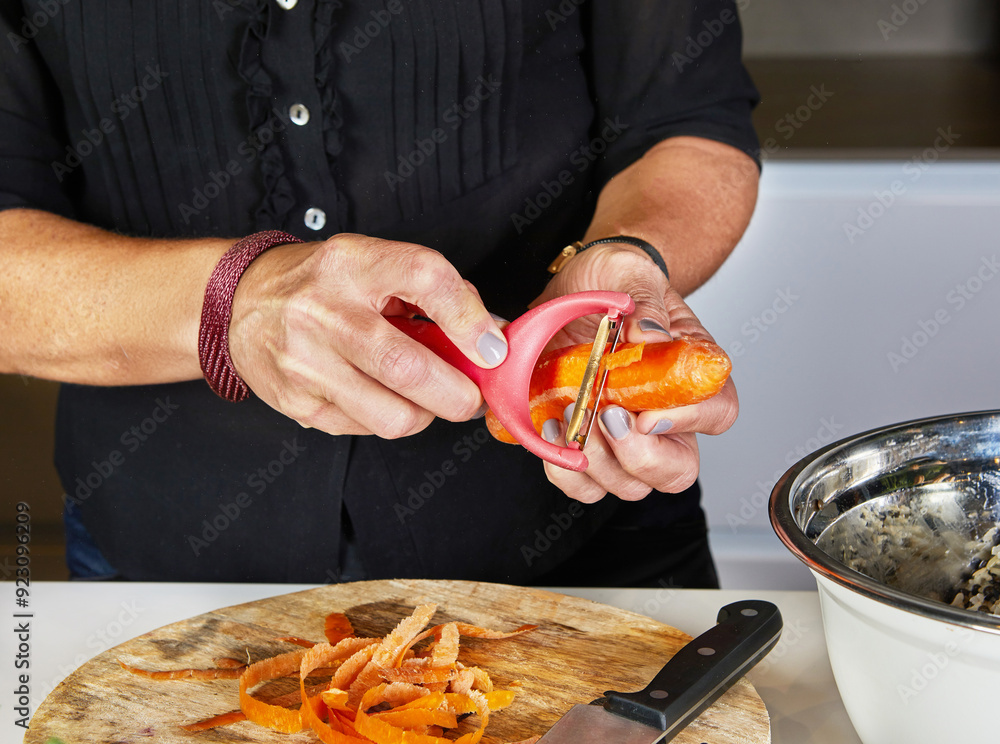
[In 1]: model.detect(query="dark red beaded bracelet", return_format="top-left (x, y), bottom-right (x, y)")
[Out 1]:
top-left (198, 230), bottom-right (303, 401)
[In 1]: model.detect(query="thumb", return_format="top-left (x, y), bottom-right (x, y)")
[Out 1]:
top-left (622, 291), bottom-right (674, 344)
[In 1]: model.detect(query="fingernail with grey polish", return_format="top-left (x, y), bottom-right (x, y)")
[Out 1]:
top-left (542, 419), bottom-right (561, 444)
top-left (600, 406), bottom-right (631, 440)
top-left (472, 402), bottom-right (489, 419)
top-left (648, 418), bottom-right (674, 435)
top-left (489, 312), bottom-right (510, 324)
top-left (638, 318), bottom-right (672, 339)
top-left (477, 331), bottom-right (507, 366)
top-left (563, 402), bottom-right (576, 424)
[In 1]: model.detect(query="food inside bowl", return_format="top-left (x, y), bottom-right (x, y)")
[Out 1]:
top-left (814, 473), bottom-right (1000, 618)
top-left (950, 527), bottom-right (1000, 615)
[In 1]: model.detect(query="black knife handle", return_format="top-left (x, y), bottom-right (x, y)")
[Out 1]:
top-left (602, 600), bottom-right (782, 735)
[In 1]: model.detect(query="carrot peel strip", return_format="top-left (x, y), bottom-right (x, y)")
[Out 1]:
top-left (325, 612), bottom-right (356, 645)
top-left (180, 710), bottom-right (248, 732)
top-left (300, 641), bottom-right (376, 743)
top-left (381, 667), bottom-right (456, 686)
top-left (484, 690), bottom-right (516, 710)
top-left (349, 604), bottom-right (437, 707)
top-left (372, 708), bottom-right (459, 729)
top-left (355, 684), bottom-right (453, 744)
top-left (133, 604), bottom-right (533, 741)
top-left (119, 659), bottom-right (245, 680)
top-left (239, 648), bottom-right (308, 733)
top-left (602, 341), bottom-right (644, 371)
top-left (275, 636), bottom-right (319, 648)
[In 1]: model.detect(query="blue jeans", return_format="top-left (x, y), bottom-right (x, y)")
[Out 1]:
top-left (63, 502), bottom-right (119, 580)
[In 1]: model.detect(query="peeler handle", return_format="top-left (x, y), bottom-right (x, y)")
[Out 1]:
top-left (384, 316), bottom-right (488, 386)
top-left (387, 291), bottom-right (633, 472)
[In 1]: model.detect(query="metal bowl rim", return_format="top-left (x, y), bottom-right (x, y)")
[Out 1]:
top-left (769, 409), bottom-right (1000, 635)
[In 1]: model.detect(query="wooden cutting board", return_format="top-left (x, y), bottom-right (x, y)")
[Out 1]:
top-left (26, 580), bottom-right (769, 743)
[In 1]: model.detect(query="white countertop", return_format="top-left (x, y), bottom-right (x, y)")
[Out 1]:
top-left (1, 583), bottom-right (862, 744)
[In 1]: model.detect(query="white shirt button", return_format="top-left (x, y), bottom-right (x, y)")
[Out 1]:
top-left (304, 207), bottom-right (326, 231)
top-left (276, 0), bottom-right (297, 10)
top-left (289, 103), bottom-right (310, 126)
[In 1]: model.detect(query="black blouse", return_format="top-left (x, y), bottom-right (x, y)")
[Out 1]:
top-left (0, 0), bottom-right (759, 583)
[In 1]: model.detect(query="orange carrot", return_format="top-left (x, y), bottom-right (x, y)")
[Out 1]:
top-left (486, 336), bottom-right (731, 444)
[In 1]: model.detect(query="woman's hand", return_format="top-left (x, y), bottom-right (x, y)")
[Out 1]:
top-left (228, 233), bottom-right (508, 438)
top-left (530, 243), bottom-right (739, 503)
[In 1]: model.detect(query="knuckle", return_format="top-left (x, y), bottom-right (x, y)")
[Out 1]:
top-left (280, 394), bottom-right (327, 429)
top-left (453, 389), bottom-right (485, 422)
top-left (712, 399), bottom-right (740, 434)
top-left (404, 252), bottom-right (476, 327)
top-left (371, 339), bottom-right (431, 391)
top-left (660, 460), bottom-right (700, 494)
top-left (373, 404), bottom-right (431, 440)
top-left (613, 481), bottom-right (654, 502)
top-left (693, 397), bottom-right (739, 437)
top-left (404, 249), bottom-right (455, 295)
top-left (544, 466), bottom-right (607, 504)
top-left (627, 449), bottom-right (664, 484)
top-left (312, 237), bottom-right (350, 279)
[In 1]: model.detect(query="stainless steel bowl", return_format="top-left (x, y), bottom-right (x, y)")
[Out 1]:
top-left (770, 410), bottom-right (1000, 744)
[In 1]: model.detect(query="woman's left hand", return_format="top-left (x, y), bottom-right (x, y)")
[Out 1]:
top-left (529, 242), bottom-right (739, 503)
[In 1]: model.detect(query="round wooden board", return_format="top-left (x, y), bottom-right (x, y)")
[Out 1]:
top-left (27, 580), bottom-right (769, 743)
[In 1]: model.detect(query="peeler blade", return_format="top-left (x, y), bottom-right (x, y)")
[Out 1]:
top-left (565, 314), bottom-right (624, 449)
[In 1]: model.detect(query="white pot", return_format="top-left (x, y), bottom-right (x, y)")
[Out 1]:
top-left (771, 410), bottom-right (1000, 744)
top-left (814, 572), bottom-right (1000, 743)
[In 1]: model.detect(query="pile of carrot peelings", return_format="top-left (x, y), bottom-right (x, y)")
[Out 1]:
top-left (120, 603), bottom-right (538, 743)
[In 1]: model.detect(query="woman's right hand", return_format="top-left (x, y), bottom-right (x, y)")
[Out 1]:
top-left (227, 233), bottom-right (508, 437)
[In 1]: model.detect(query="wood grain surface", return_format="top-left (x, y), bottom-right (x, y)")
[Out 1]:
top-left (26, 580), bottom-right (769, 743)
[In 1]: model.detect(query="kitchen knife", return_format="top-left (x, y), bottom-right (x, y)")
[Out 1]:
top-left (537, 599), bottom-right (782, 744)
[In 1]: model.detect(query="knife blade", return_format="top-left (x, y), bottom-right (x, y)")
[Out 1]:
top-left (537, 600), bottom-right (782, 744)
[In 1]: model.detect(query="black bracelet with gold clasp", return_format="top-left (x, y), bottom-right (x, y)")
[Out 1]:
top-left (547, 235), bottom-right (670, 280)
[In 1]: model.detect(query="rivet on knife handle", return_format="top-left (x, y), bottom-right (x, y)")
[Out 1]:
top-left (602, 600), bottom-right (782, 736)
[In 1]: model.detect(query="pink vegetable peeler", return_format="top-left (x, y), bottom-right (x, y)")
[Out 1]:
top-left (387, 291), bottom-right (634, 472)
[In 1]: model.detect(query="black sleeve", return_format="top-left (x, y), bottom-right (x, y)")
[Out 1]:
top-left (0, 4), bottom-right (77, 218)
top-left (586, 0), bottom-right (760, 188)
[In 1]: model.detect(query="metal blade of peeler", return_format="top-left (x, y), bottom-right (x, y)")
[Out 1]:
top-left (565, 314), bottom-right (624, 449)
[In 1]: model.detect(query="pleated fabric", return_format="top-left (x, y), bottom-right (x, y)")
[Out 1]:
top-left (10, 0), bottom-right (528, 240)
top-left (0, 0), bottom-right (760, 583)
